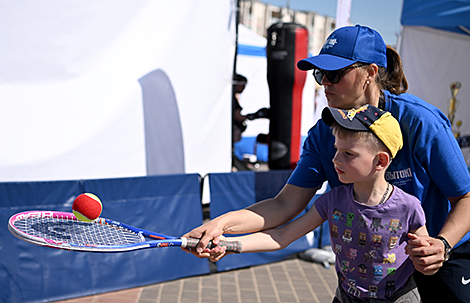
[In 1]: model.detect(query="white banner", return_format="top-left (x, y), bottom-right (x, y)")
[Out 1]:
top-left (336, 0), bottom-right (352, 29)
top-left (0, 0), bottom-right (236, 181)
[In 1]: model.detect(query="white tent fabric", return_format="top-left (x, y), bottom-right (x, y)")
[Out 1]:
top-left (0, 0), bottom-right (235, 181)
top-left (399, 0), bottom-right (470, 141)
top-left (236, 24), bottom-right (270, 139)
top-left (399, 26), bottom-right (470, 138)
top-left (335, 0), bottom-right (352, 29)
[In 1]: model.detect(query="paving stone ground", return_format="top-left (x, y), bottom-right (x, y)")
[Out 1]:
top-left (53, 257), bottom-right (337, 303)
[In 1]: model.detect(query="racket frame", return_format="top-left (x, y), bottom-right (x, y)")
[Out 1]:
top-left (8, 210), bottom-right (242, 253)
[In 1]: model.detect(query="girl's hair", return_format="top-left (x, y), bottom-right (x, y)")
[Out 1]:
top-left (331, 122), bottom-right (392, 158)
top-left (375, 45), bottom-right (408, 95)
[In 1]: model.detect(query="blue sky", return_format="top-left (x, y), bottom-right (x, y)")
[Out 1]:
top-left (258, 0), bottom-right (404, 46)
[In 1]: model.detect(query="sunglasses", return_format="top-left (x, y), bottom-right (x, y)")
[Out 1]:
top-left (313, 63), bottom-right (368, 85)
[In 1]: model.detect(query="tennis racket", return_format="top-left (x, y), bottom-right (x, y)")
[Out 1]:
top-left (8, 210), bottom-right (242, 253)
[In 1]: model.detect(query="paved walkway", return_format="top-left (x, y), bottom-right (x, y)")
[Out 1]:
top-left (53, 257), bottom-right (337, 303)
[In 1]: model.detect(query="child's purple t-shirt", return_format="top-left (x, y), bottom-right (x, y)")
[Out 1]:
top-left (315, 184), bottom-right (426, 300)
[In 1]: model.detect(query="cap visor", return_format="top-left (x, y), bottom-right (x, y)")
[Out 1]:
top-left (321, 107), bottom-right (368, 131)
top-left (297, 54), bottom-right (357, 71)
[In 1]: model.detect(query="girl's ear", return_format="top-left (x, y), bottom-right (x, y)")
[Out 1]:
top-left (376, 151), bottom-right (391, 171)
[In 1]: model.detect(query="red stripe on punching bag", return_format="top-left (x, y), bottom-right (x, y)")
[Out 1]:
top-left (289, 27), bottom-right (308, 169)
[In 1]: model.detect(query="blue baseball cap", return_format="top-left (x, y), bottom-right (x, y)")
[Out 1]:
top-left (297, 25), bottom-right (387, 71)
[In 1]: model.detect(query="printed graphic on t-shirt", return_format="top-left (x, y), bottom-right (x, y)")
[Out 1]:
top-left (328, 200), bottom-right (416, 299)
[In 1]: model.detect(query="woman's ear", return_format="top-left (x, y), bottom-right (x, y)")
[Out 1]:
top-left (364, 64), bottom-right (379, 88)
top-left (376, 151), bottom-right (391, 171)
top-left (368, 63), bottom-right (379, 78)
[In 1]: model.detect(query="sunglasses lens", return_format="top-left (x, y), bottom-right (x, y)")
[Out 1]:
top-left (327, 70), bottom-right (341, 84)
top-left (313, 69), bottom-right (324, 85)
top-left (313, 69), bottom-right (342, 85)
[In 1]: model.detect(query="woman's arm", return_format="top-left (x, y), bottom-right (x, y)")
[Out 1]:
top-left (208, 203), bottom-right (326, 262)
top-left (406, 192), bottom-right (470, 275)
top-left (182, 184), bottom-right (318, 256)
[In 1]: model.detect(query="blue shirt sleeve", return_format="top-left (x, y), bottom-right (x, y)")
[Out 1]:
top-left (421, 128), bottom-right (470, 197)
top-left (386, 92), bottom-right (470, 198)
top-left (288, 121), bottom-right (339, 189)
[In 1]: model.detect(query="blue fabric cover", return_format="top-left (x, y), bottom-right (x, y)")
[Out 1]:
top-left (238, 44), bottom-right (266, 57)
top-left (233, 136), bottom-right (269, 162)
top-left (0, 174), bottom-right (208, 303)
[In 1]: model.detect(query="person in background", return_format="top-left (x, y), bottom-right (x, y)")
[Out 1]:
top-left (232, 73), bottom-right (269, 143)
top-left (188, 25), bottom-right (470, 302)
top-left (232, 73), bottom-right (249, 143)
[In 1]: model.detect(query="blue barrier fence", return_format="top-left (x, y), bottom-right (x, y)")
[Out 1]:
top-left (0, 174), bottom-right (207, 303)
top-left (209, 170), bottom-right (329, 272)
top-left (0, 171), bottom-right (329, 303)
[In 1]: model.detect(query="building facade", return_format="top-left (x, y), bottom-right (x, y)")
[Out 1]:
top-left (239, 0), bottom-right (336, 56)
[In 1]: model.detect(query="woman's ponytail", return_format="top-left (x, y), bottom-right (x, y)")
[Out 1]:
top-left (377, 45), bottom-right (408, 95)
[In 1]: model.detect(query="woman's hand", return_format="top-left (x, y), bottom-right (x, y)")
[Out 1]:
top-left (406, 233), bottom-right (444, 276)
top-left (181, 227), bottom-right (232, 262)
top-left (181, 218), bottom-right (226, 258)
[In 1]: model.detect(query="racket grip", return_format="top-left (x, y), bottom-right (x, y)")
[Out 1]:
top-left (185, 238), bottom-right (242, 254)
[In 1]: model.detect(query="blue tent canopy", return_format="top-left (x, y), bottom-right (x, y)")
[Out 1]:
top-left (401, 0), bottom-right (470, 35)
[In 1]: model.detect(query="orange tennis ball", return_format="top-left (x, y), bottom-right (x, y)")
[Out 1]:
top-left (72, 193), bottom-right (102, 222)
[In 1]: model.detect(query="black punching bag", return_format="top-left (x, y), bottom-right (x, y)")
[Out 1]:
top-left (267, 22), bottom-right (308, 170)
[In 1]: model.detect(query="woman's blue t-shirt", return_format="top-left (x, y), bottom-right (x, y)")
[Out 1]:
top-left (288, 90), bottom-right (470, 247)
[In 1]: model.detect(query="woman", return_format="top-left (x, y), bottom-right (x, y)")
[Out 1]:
top-left (184, 25), bottom-right (470, 302)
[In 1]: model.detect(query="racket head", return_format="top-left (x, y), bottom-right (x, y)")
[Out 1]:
top-left (8, 210), bottom-right (179, 252)
top-left (8, 211), bottom-right (77, 248)
top-left (8, 210), bottom-right (243, 253)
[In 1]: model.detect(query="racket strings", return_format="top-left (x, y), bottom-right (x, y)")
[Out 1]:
top-left (14, 216), bottom-right (143, 246)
